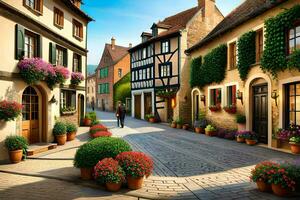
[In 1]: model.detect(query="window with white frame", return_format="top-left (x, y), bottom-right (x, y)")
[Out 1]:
top-left (159, 63), bottom-right (171, 78)
top-left (161, 40), bottom-right (170, 53)
top-left (210, 88), bottom-right (222, 106)
top-left (142, 48), bottom-right (147, 59)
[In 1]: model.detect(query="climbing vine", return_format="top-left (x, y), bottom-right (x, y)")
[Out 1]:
top-left (237, 31), bottom-right (256, 80)
top-left (198, 44), bottom-right (227, 87)
top-left (190, 56), bottom-right (202, 88)
top-left (261, 5), bottom-right (300, 77)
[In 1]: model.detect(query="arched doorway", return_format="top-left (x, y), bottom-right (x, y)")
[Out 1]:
top-left (191, 88), bottom-right (201, 124)
top-left (22, 86), bottom-right (40, 144)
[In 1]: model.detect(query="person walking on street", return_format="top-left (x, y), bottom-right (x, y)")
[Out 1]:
top-left (116, 102), bottom-right (122, 127)
top-left (91, 98), bottom-right (95, 111)
top-left (120, 103), bottom-right (126, 128)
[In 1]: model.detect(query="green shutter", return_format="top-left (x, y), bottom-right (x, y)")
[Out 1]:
top-left (49, 42), bottom-right (56, 64)
top-left (15, 24), bottom-right (25, 60)
top-left (63, 49), bottom-right (68, 67)
top-left (37, 35), bottom-right (42, 58)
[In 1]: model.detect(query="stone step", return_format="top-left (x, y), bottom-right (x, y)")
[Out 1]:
top-left (27, 143), bottom-right (57, 156)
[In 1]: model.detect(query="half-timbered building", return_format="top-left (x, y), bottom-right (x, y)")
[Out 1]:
top-left (129, 0), bottom-right (223, 122)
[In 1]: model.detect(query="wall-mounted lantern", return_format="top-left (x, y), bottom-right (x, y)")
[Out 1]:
top-left (271, 90), bottom-right (279, 107)
top-left (200, 95), bottom-right (206, 106)
top-left (236, 90), bottom-right (243, 105)
top-left (49, 95), bottom-right (57, 104)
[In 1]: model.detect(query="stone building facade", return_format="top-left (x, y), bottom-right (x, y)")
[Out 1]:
top-left (0, 0), bottom-right (92, 161)
top-left (186, 0), bottom-right (300, 151)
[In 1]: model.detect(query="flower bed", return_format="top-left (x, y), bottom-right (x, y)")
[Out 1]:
top-left (92, 131), bottom-right (112, 138)
top-left (0, 100), bottom-right (23, 121)
top-left (71, 72), bottom-right (84, 86)
top-left (90, 124), bottom-right (108, 135)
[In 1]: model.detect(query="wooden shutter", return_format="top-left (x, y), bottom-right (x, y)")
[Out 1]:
top-left (37, 35), bottom-right (42, 58)
top-left (49, 42), bottom-right (56, 64)
top-left (232, 85), bottom-right (237, 104)
top-left (63, 49), bottom-right (68, 67)
top-left (15, 24), bottom-right (25, 60)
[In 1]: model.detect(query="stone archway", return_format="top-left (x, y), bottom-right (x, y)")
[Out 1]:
top-left (245, 73), bottom-right (272, 147)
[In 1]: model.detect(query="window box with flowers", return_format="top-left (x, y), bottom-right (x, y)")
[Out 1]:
top-left (223, 104), bottom-right (237, 114)
top-left (0, 100), bottom-right (23, 122)
top-left (61, 106), bottom-right (76, 115)
top-left (156, 89), bottom-right (176, 99)
top-left (46, 66), bottom-right (70, 90)
top-left (209, 88), bottom-right (222, 112)
top-left (71, 72), bottom-right (84, 86)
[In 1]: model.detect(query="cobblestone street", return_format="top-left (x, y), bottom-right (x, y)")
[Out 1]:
top-left (0, 110), bottom-right (299, 200)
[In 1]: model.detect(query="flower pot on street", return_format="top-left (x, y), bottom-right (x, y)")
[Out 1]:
top-left (149, 118), bottom-right (156, 123)
top-left (106, 182), bottom-right (122, 192)
top-left (271, 184), bottom-right (289, 197)
top-left (182, 124), bottom-right (189, 130)
top-left (84, 118), bottom-right (92, 126)
top-left (289, 143), bottom-right (300, 154)
top-left (246, 139), bottom-right (257, 146)
top-left (171, 122), bottom-right (177, 128)
top-left (195, 127), bottom-right (204, 134)
top-left (176, 124), bottom-right (183, 129)
top-left (127, 176), bottom-right (144, 190)
top-left (256, 181), bottom-right (272, 192)
top-left (236, 137), bottom-right (245, 143)
top-left (67, 132), bottom-right (76, 141)
top-left (205, 130), bottom-right (216, 137)
top-left (80, 168), bottom-right (93, 180)
top-left (8, 149), bottom-right (23, 164)
top-left (56, 134), bottom-right (67, 145)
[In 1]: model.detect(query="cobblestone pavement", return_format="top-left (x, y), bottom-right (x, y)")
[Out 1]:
top-left (0, 110), bottom-right (299, 200)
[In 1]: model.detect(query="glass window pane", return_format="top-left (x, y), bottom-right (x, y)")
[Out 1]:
top-left (296, 26), bottom-right (300, 37)
top-left (290, 96), bottom-right (295, 111)
top-left (296, 96), bottom-right (300, 111)
top-left (297, 112), bottom-right (300, 126)
top-left (290, 29), bottom-right (295, 39)
top-left (290, 84), bottom-right (295, 95)
top-left (290, 112), bottom-right (296, 125)
top-left (296, 37), bottom-right (300, 50)
top-left (289, 40), bottom-right (295, 53)
top-left (296, 84), bottom-right (300, 95)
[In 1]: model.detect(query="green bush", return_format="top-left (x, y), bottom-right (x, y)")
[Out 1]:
top-left (53, 122), bottom-right (67, 136)
top-left (66, 122), bottom-right (77, 133)
top-left (74, 137), bottom-right (132, 168)
top-left (236, 114), bottom-right (246, 124)
top-left (205, 125), bottom-right (216, 132)
top-left (113, 73), bottom-right (131, 109)
top-left (190, 56), bottom-right (202, 88)
top-left (5, 135), bottom-right (28, 151)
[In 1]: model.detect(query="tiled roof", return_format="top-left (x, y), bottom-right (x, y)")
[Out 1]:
top-left (186, 0), bottom-right (288, 53)
top-left (61, 0), bottom-right (93, 22)
top-left (98, 44), bottom-right (129, 69)
top-left (129, 6), bottom-right (200, 51)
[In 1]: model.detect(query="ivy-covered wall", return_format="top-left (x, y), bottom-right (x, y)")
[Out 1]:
top-left (113, 73), bottom-right (131, 110)
top-left (190, 56), bottom-right (202, 88)
top-left (237, 31), bottom-right (256, 80)
top-left (261, 5), bottom-right (300, 77)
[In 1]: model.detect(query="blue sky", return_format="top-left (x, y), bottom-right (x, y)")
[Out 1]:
top-left (82, 0), bottom-right (243, 65)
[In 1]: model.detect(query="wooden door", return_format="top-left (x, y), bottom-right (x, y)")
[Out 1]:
top-left (134, 95), bottom-right (141, 119)
top-left (253, 84), bottom-right (268, 144)
top-left (22, 87), bottom-right (39, 144)
top-left (144, 93), bottom-right (152, 115)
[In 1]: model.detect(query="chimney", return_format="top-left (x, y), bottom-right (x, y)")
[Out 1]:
top-left (129, 43), bottom-right (132, 48)
top-left (198, 0), bottom-right (215, 18)
top-left (111, 37), bottom-right (116, 50)
top-left (72, 0), bottom-right (81, 9)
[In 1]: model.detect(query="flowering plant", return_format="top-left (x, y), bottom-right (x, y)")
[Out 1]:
top-left (94, 158), bottom-right (125, 184)
top-left (92, 131), bottom-right (112, 138)
top-left (116, 152), bottom-right (153, 178)
top-left (223, 104), bottom-right (237, 114)
top-left (277, 124), bottom-right (300, 141)
top-left (209, 104), bottom-right (221, 112)
top-left (250, 161), bottom-right (280, 183)
top-left (71, 72), bottom-right (84, 86)
top-left (18, 58), bottom-right (55, 85)
top-left (89, 124), bottom-right (108, 134)
top-left (236, 131), bottom-right (248, 139)
top-left (0, 100), bottom-right (23, 121)
top-left (290, 136), bottom-right (300, 144)
top-left (242, 131), bottom-right (257, 140)
top-left (46, 66), bottom-right (70, 89)
top-left (268, 166), bottom-right (296, 191)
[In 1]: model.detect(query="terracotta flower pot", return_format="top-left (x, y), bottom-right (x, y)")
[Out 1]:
top-left (290, 143), bottom-right (300, 154)
top-left (80, 168), bottom-right (93, 180)
top-left (106, 182), bottom-right (122, 192)
top-left (271, 184), bottom-right (289, 197)
top-left (8, 149), bottom-right (23, 164)
top-left (182, 124), bottom-right (189, 130)
top-left (205, 130), bottom-right (216, 137)
top-left (149, 118), bottom-right (156, 123)
top-left (176, 124), bottom-right (182, 129)
top-left (56, 134), bottom-right (67, 145)
top-left (67, 132), bottom-right (76, 141)
top-left (246, 139), bottom-right (257, 146)
top-left (195, 127), bottom-right (204, 134)
top-left (171, 122), bottom-right (177, 128)
top-left (127, 176), bottom-right (144, 190)
top-left (84, 118), bottom-right (92, 126)
top-left (237, 123), bottom-right (246, 131)
top-left (236, 137), bottom-right (245, 143)
top-left (256, 181), bottom-right (272, 192)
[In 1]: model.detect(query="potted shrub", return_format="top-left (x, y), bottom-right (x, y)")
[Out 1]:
top-left (245, 131), bottom-right (258, 145)
top-left (94, 158), bottom-right (125, 192)
top-left (250, 161), bottom-right (279, 192)
top-left (236, 131), bottom-right (246, 143)
top-left (176, 118), bottom-right (183, 129)
top-left (182, 124), bottom-right (189, 130)
top-left (4, 135), bottom-right (28, 163)
top-left (66, 122), bottom-right (77, 141)
top-left (83, 113), bottom-right (92, 126)
top-left (236, 114), bottom-right (246, 131)
top-left (0, 100), bottom-right (23, 122)
top-left (116, 152), bottom-right (153, 190)
top-left (170, 120), bottom-right (177, 128)
top-left (269, 166), bottom-right (296, 197)
top-left (209, 104), bottom-right (221, 112)
top-left (205, 125), bottom-right (217, 137)
top-left (194, 112), bottom-right (207, 134)
top-left (223, 104), bottom-right (237, 114)
top-left (90, 124), bottom-right (108, 138)
top-left (74, 137), bottom-right (132, 180)
top-left (224, 130), bottom-right (237, 140)
top-left (147, 114), bottom-right (156, 123)
top-left (53, 122), bottom-right (67, 145)
top-left (92, 131), bottom-right (112, 138)
top-left (289, 136), bottom-right (300, 154)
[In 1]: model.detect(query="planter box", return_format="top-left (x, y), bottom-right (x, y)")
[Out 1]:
top-left (61, 111), bottom-right (76, 115)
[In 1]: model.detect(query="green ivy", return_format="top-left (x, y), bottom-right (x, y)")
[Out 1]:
top-left (190, 56), bottom-right (202, 88)
top-left (113, 73), bottom-right (131, 109)
top-left (288, 49), bottom-right (300, 70)
top-left (261, 5), bottom-right (300, 77)
top-left (237, 31), bottom-right (256, 80)
top-left (198, 44), bottom-right (227, 87)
